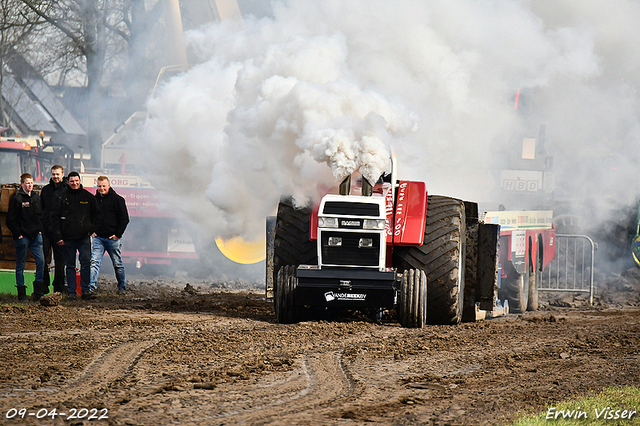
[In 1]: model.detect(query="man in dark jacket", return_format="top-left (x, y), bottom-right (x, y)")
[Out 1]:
top-left (40, 165), bottom-right (68, 294)
top-left (90, 176), bottom-right (130, 294)
top-left (6, 173), bottom-right (46, 301)
top-left (52, 171), bottom-right (101, 300)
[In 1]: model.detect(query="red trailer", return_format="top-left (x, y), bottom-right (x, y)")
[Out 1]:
top-left (80, 174), bottom-right (197, 271)
top-left (484, 210), bottom-right (556, 313)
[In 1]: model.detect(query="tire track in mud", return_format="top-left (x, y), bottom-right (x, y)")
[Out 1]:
top-left (2, 339), bottom-right (159, 409)
top-left (61, 339), bottom-right (159, 399)
top-left (116, 349), bottom-right (359, 425)
top-left (214, 349), bottom-right (356, 422)
top-left (56, 316), bottom-right (250, 401)
top-left (0, 315), bottom-right (273, 422)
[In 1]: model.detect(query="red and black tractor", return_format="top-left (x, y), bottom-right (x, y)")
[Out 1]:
top-left (266, 157), bottom-right (502, 328)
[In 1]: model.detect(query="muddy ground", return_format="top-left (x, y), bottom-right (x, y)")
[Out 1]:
top-left (0, 269), bottom-right (639, 426)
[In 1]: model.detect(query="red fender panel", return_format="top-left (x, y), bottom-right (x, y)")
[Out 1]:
top-left (391, 181), bottom-right (427, 246)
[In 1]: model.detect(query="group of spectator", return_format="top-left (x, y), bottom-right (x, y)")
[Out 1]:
top-left (5, 166), bottom-right (130, 301)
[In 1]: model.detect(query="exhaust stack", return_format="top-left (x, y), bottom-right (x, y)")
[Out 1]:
top-left (339, 175), bottom-right (351, 195)
top-left (362, 177), bottom-right (373, 196)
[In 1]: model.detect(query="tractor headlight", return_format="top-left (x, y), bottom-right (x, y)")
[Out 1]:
top-left (358, 238), bottom-right (373, 248)
top-left (318, 217), bottom-right (339, 228)
top-left (363, 219), bottom-right (385, 230)
top-left (327, 236), bottom-right (342, 247)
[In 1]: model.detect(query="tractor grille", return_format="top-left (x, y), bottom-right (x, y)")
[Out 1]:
top-left (323, 201), bottom-right (380, 216)
top-left (321, 231), bottom-right (380, 267)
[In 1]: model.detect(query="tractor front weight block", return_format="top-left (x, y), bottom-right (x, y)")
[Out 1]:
top-left (295, 267), bottom-right (399, 310)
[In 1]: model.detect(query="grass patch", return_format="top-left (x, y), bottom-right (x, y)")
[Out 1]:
top-left (513, 386), bottom-right (640, 425)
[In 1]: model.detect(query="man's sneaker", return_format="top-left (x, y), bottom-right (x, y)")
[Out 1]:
top-left (81, 291), bottom-right (97, 300)
top-left (67, 294), bottom-right (77, 300)
top-left (117, 288), bottom-right (127, 295)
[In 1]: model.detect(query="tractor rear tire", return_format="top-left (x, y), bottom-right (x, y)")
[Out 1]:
top-left (273, 196), bottom-right (317, 317)
top-left (398, 269), bottom-right (427, 328)
top-left (393, 195), bottom-right (466, 325)
top-left (504, 270), bottom-right (529, 314)
top-left (276, 265), bottom-right (299, 324)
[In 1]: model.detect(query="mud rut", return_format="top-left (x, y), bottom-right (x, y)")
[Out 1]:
top-left (0, 283), bottom-right (639, 425)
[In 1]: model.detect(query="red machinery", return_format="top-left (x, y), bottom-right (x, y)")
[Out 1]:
top-left (80, 174), bottom-right (197, 271)
top-left (484, 210), bottom-right (556, 313)
top-left (266, 157), bottom-right (518, 328)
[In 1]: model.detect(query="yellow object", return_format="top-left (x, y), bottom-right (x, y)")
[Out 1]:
top-left (215, 236), bottom-right (265, 264)
top-left (633, 235), bottom-right (640, 268)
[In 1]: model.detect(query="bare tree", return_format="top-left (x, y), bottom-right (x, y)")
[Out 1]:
top-left (0, 0), bottom-right (40, 129)
top-left (120, 0), bottom-right (165, 105)
top-left (19, 0), bottom-right (168, 166)
top-left (17, 0), bottom-right (108, 164)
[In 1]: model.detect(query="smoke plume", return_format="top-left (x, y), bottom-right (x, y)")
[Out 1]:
top-left (138, 0), bottom-right (640, 245)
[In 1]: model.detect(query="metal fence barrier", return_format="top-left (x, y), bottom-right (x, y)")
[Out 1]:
top-left (539, 234), bottom-right (596, 305)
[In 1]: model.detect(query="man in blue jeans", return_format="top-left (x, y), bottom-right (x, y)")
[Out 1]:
top-left (52, 172), bottom-right (100, 300)
top-left (90, 176), bottom-right (130, 294)
top-left (6, 173), bottom-right (45, 301)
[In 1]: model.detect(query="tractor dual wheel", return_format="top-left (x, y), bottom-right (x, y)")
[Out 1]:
top-left (272, 196), bottom-right (317, 318)
top-left (276, 265), bottom-right (299, 324)
top-left (503, 269), bottom-right (529, 314)
top-left (398, 269), bottom-right (427, 328)
top-left (394, 195), bottom-right (467, 325)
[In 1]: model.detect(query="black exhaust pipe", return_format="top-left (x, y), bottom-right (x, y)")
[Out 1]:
top-left (339, 175), bottom-right (351, 195)
top-left (362, 177), bottom-right (373, 196)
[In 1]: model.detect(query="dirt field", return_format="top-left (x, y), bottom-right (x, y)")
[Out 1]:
top-left (0, 271), bottom-right (639, 426)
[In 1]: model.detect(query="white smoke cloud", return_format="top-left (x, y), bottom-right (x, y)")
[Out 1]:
top-left (138, 0), bottom-right (640, 243)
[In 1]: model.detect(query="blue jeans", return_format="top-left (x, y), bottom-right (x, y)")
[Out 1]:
top-left (63, 236), bottom-right (91, 296)
top-left (90, 236), bottom-right (126, 291)
top-left (14, 234), bottom-right (45, 287)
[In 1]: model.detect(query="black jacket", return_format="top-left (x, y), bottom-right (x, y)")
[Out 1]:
top-left (40, 177), bottom-right (68, 235)
top-left (52, 184), bottom-right (101, 241)
top-left (6, 187), bottom-right (43, 240)
top-left (95, 187), bottom-right (129, 239)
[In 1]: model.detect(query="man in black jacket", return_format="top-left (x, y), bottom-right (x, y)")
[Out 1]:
top-left (90, 176), bottom-right (130, 294)
top-left (6, 173), bottom-right (46, 301)
top-left (52, 172), bottom-right (101, 300)
top-left (40, 165), bottom-right (68, 294)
